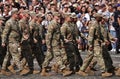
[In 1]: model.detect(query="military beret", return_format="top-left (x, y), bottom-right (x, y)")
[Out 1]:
top-left (11, 8), bottom-right (18, 15)
top-left (53, 12), bottom-right (61, 17)
top-left (93, 13), bottom-right (103, 18)
top-left (0, 16), bottom-right (5, 20)
top-left (29, 11), bottom-right (36, 17)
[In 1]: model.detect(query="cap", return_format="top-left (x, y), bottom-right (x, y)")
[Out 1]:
top-left (0, 16), bottom-right (5, 20)
top-left (73, 4), bottom-right (78, 8)
top-left (93, 13), bottom-right (103, 18)
top-left (22, 10), bottom-right (29, 14)
top-left (63, 13), bottom-right (71, 18)
top-left (36, 13), bottom-right (42, 17)
top-left (71, 13), bottom-right (77, 18)
top-left (50, 1), bottom-right (55, 5)
top-left (53, 12), bottom-right (61, 17)
top-left (11, 8), bottom-right (18, 15)
top-left (29, 11), bottom-right (36, 17)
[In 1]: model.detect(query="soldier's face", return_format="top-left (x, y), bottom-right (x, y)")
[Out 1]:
top-left (56, 16), bottom-right (60, 23)
top-left (25, 14), bottom-right (30, 20)
top-left (67, 17), bottom-right (71, 22)
top-left (96, 17), bottom-right (102, 22)
top-left (14, 13), bottom-right (19, 19)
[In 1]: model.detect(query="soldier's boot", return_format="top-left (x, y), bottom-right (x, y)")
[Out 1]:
top-left (24, 66), bottom-right (29, 70)
top-left (62, 69), bottom-right (72, 76)
top-left (76, 70), bottom-right (88, 76)
top-left (51, 64), bottom-right (59, 73)
top-left (8, 65), bottom-right (16, 74)
top-left (101, 72), bottom-right (113, 77)
top-left (33, 70), bottom-right (40, 74)
top-left (20, 68), bottom-right (29, 75)
top-left (85, 67), bottom-right (95, 75)
top-left (40, 68), bottom-right (51, 76)
top-left (1, 69), bottom-right (11, 76)
top-left (115, 68), bottom-right (120, 76)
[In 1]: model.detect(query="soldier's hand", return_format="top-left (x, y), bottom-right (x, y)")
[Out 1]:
top-left (112, 38), bottom-right (117, 42)
top-left (42, 40), bottom-right (45, 44)
top-left (89, 46), bottom-right (93, 51)
top-left (105, 41), bottom-right (110, 46)
top-left (76, 39), bottom-right (81, 44)
top-left (47, 46), bottom-right (52, 51)
top-left (23, 34), bottom-right (29, 40)
top-left (64, 39), bottom-right (69, 43)
top-left (2, 43), bottom-right (5, 47)
top-left (34, 38), bottom-right (38, 43)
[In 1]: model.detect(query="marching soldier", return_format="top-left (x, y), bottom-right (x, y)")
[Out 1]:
top-left (69, 13), bottom-right (83, 72)
top-left (1, 8), bottom-right (23, 75)
top-left (76, 13), bottom-right (114, 77)
top-left (20, 11), bottom-right (45, 76)
top-left (40, 12), bottom-right (72, 76)
top-left (18, 10), bottom-right (34, 76)
top-left (0, 16), bottom-right (6, 67)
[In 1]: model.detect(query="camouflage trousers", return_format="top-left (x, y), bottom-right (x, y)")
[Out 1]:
top-left (80, 46), bottom-right (106, 72)
top-left (2, 42), bottom-right (23, 71)
top-left (42, 46), bottom-right (67, 70)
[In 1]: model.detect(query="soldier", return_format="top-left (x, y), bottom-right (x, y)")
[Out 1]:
top-left (76, 13), bottom-right (113, 77)
top-left (1, 8), bottom-right (23, 75)
top-left (18, 10), bottom-right (34, 76)
top-left (20, 11), bottom-right (45, 76)
top-left (40, 12), bottom-right (72, 76)
top-left (60, 13), bottom-right (82, 74)
top-left (68, 13), bottom-right (83, 73)
top-left (0, 16), bottom-right (5, 66)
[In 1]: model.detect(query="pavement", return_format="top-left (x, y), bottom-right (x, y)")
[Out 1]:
top-left (0, 51), bottom-right (120, 79)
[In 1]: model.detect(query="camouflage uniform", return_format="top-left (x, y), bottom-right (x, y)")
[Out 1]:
top-left (42, 20), bottom-right (65, 70)
top-left (100, 23), bottom-right (115, 72)
top-left (1, 18), bottom-right (23, 71)
top-left (80, 20), bottom-right (110, 73)
top-left (29, 18), bottom-right (44, 69)
top-left (19, 18), bottom-right (34, 71)
top-left (0, 17), bottom-right (6, 66)
top-left (61, 17), bottom-right (83, 72)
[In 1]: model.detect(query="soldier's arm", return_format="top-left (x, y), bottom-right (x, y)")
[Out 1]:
top-left (60, 24), bottom-right (67, 39)
top-left (88, 25), bottom-right (95, 47)
top-left (108, 32), bottom-right (117, 42)
top-left (46, 23), bottom-right (55, 48)
top-left (1, 22), bottom-right (11, 44)
top-left (79, 31), bottom-right (88, 40)
top-left (39, 25), bottom-right (44, 40)
top-left (19, 20), bottom-right (24, 32)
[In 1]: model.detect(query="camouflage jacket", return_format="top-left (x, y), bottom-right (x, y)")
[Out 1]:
top-left (2, 18), bottom-right (21, 43)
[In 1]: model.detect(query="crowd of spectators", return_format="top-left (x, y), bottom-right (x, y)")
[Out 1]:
top-left (0, 0), bottom-right (120, 53)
